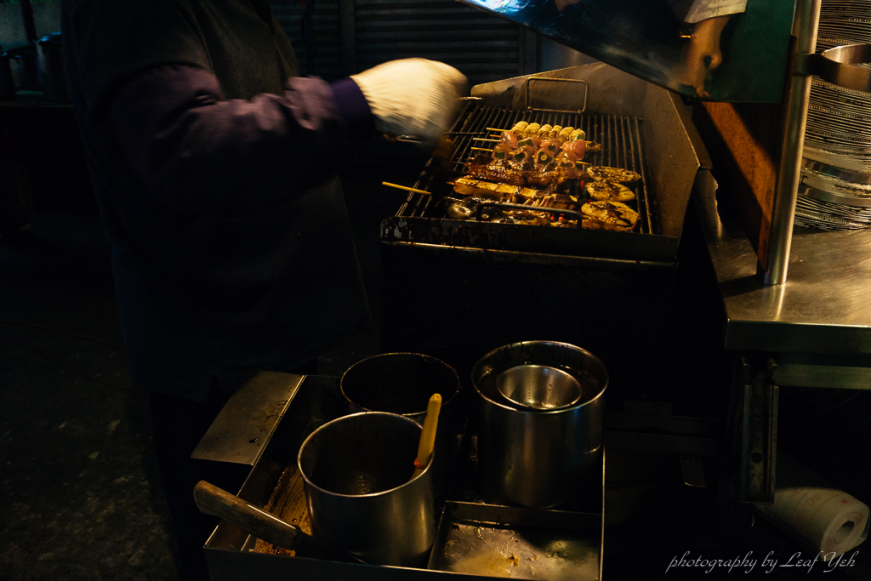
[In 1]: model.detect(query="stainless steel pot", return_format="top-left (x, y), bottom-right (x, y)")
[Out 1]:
top-left (472, 340), bottom-right (608, 508)
top-left (0, 52), bottom-right (14, 99)
top-left (340, 352), bottom-right (465, 497)
top-left (6, 45), bottom-right (40, 92)
top-left (297, 412), bottom-right (436, 567)
top-left (37, 33), bottom-right (68, 103)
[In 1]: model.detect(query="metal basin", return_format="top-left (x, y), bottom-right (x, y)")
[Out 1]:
top-left (298, 412), bottom-right (436, 567)
top-left (340, 353), bottom-right (465, 496)
top-left (496, 364), bottom-right (583, 410)
top-left (472, 341), bottom-right (608, 508)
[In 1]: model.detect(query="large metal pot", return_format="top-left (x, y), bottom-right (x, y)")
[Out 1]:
top-left (297, 412), bottom-right (436, 567)
top-left (340, 352), bottom-right (465, 497)
top-left (472, 340), bottom-right (608, 508)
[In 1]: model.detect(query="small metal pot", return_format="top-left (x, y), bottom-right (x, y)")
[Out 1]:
top-left (472, 341), bottom-right (608, 508)
top-left (0, 52), bottom-right (14, 99)
top-left (37, 33), bottom-right (68, 103)
top-left (297, 412), bottom-right (436, 567)
top-left (7, 45), bottom-right (40, 92)
top-left (340, 353), bottom-right (465, 497)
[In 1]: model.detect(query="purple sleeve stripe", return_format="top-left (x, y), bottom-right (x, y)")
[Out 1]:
top-left (330, 77), bottom-right (376, 142)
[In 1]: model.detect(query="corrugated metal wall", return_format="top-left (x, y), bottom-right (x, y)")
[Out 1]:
top-left (353, 0), bottom-right (522, 86)
top-left (272, 0), bottom-right (527, 87)
top-left (272, 1), bottom-right (344, 79)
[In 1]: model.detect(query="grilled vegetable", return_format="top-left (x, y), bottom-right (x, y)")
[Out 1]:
top-left (587, 166), bottom-right (641, 184)
top-left (523, 123), bottom-right (541, 137)
top-left (534, 149), bottom-right (554, 166)
top-left (586, 180), bottom-right (636, 202)
top-left (569, 128), bottom-right (586, 142)
top-left (581, 200), bottom-right (640, 231)
top-left (453, 177), bottom-right (537, 199)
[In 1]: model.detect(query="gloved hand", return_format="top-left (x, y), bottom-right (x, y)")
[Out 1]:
top-left (351, 58), bottom-right (467, 146)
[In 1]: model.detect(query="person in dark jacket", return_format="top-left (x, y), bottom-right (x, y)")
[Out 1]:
top-left (61, 0), bottom-right (466, 578)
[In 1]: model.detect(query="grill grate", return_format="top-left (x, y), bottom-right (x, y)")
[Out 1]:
top-left (395, 101), bottom-right (656, 235)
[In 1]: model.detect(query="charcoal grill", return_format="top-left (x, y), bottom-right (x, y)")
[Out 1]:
top-left (380, 63), bottom-right (711, 394)
top-left (400, 101), bottom-right (657, 236)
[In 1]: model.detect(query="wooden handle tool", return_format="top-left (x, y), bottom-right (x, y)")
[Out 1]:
top-left (193, 480), bottom-right (364, 563)
top-left (411, 393), bottom-right (442, 480)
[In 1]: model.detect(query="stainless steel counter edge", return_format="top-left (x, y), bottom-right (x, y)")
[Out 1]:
top-left (693, 170), bottom-right (871, 356)
top-left (192, 372), bottom-right (305, 465)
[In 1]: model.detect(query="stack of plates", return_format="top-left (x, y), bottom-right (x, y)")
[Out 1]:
top-left (796, 1), bottom-right (871, 230)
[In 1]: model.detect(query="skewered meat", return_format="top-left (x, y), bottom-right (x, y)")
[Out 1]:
top-left (500, 131), bottom-right (519, 150)
top-left (453, 177), bottom-right (538, 199)
top-left (586, 181), bottom-right (636, 202)
top-left (540, 139), bottom-right (561, 156)
top-left (465, 153), bottom-right (584, 188)
top-left (448, 121), bottom-right (642, 232)
top-left (562, 138), bottom-right (586, 158)
top-left (587, 166), bottom-right (641, 184)
top-left (581, 201), bottom-right (639, 231)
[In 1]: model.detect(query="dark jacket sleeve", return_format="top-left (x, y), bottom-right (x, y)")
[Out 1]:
top-left (64, 0), bottom-right (374, 216)
top-left (108, 65), bottom-right (373, 215)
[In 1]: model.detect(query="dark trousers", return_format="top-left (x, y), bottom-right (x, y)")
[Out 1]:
top-left (149, 362), bottom-right (317, 580)
top-left (149, 385), bottom-right (244, 581)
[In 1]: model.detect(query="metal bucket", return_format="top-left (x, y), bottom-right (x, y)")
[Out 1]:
top-left (471, 341), bottom-right (608, 508)
top-left (297, 412), bottom-right (436, 567)
top-left (340, 353), bottom-right (465, 496)
top-left (0, 52), bottom-right (14, 100)
top-left (37, 33), bottom-right (68, 103)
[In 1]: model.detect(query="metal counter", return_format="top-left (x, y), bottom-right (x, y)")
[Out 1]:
top-left (694, 170), bottom-right (871, 388)
top-left (694, 171), bottom-right (871, 504)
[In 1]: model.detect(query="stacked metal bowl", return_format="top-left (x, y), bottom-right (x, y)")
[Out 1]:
top-left (796, 1), bottom-right (871, 230)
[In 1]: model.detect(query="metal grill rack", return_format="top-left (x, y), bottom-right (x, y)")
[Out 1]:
top-left (394, 101), bottom-right (658, 236)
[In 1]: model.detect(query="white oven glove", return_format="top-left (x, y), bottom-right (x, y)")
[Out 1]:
top-left (351, 58), bottom-right (467, 146)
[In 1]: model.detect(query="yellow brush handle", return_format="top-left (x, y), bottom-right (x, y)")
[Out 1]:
top-left (411, 394), bottom-right (442, 479)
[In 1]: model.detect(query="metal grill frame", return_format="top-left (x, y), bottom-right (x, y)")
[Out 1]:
top-left (397, 102), bottom-right (658, 236)
top-left (382, 63), bottom-right (709, 267)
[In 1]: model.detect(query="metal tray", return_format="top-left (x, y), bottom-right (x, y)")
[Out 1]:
top-left (428, 502), bottom-right (602, 580)
top-left (197, 373), bottom-right (604, 581)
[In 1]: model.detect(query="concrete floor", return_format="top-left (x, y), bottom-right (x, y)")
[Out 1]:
top-left (2, 146), bottom-right (870, 581)
top-left (0, 146), bottom-right (422, 581)
top-left (0, 212), bottom-right (177, 580)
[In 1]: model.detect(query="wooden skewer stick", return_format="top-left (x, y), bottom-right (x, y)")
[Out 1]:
top-left (470, 146), bottom-right (493, 152)
top-left (473, 137), bottom-right (501, 142)
top-left (382, 182), bottom-right (431, 195)
top-left (486, 126), bottom-right (509, 132)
